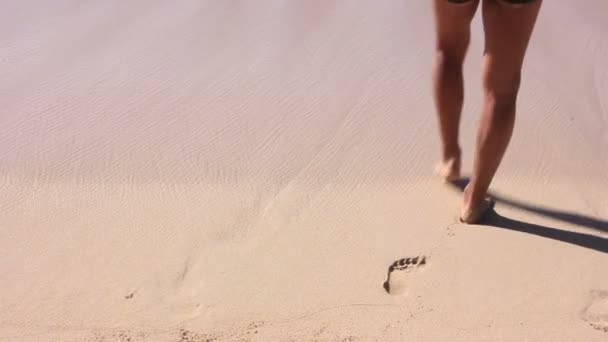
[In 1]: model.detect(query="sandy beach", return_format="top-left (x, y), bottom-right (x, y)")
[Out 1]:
top-left (1, 1), bottom-right (607, 341)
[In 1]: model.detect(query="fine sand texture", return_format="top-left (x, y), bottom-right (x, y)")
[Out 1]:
top-left (1, 1), bottom-right (608, 341)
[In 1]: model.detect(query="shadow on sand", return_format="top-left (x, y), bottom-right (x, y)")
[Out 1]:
top-left (448, 178), bottom-right (608, 254)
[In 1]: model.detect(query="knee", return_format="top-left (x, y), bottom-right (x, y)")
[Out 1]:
top-left (484, 70), bottom-right (521, 113)
top-left (435, 49), bottom-right (465, 71)
top-left (435, 50), bottom-right (465, 83)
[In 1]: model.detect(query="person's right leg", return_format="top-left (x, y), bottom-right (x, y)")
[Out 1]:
top-left (461, 0), bottom-right (542, 223)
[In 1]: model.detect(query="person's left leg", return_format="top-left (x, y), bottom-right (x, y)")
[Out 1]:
top-left (432, 0), bottom-right (480, 181)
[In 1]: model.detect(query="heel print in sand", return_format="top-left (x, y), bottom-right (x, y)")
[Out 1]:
top-left (581, 290), bottom-right (608, 333)
top-left (383, 256), bottom-right (426, 295)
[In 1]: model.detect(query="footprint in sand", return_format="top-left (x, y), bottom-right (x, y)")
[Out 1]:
top-left (92, 330), bottom-right (142, 342)
top-left (383, 256), bottom-right (427, 295)
top-left (177, 329), bottom-right (218, 342)
top-left (581, 290), bottom-right (608, 333)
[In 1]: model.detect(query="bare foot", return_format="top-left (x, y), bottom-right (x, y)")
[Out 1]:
top-left (434, 152), bottom-right (461, 182)
top-left (460, 184), bottom-right (495, 224)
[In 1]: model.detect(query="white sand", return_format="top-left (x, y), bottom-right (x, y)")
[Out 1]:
top-left (1, 1), bottom-right (608, 341)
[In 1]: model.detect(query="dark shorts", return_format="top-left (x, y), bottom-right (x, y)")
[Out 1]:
top-left (447, 0), bottom-right (536, 3)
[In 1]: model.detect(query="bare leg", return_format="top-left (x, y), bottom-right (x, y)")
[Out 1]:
top-left (461, 0), bottom-right (542, 223)
top-left (432, 0), bottom-right (480, 181)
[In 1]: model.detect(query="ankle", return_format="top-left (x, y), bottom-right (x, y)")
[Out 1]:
top-left (442, 145), bottom-right (461, 162)
top-left (463, 182), bottom-right (486, 208)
